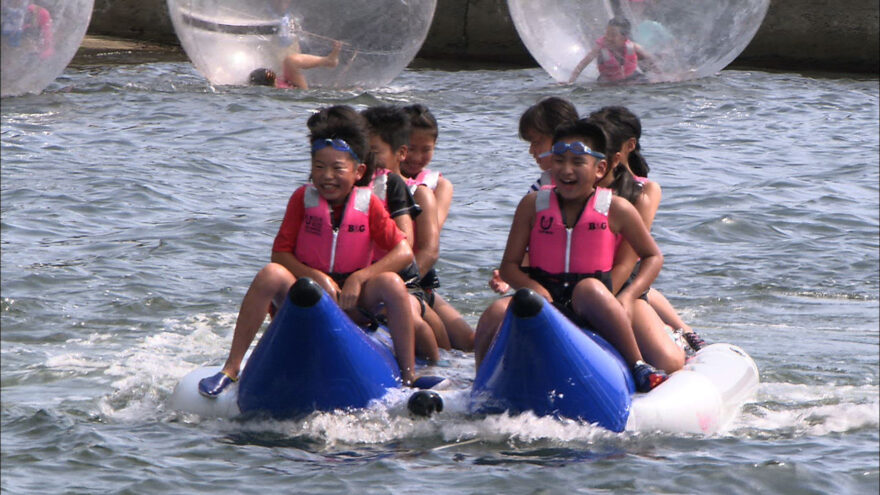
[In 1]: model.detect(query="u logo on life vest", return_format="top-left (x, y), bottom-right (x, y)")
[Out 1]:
top-left (540, 216), bottom-right (554, 231)
top-left (304, 215), bottom-right (322, 235)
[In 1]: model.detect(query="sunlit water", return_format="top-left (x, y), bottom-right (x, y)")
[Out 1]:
top-left (2, 62), bottom-right (878, 494)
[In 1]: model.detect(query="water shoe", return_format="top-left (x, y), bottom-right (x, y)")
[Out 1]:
top-left (198, 371), bottom-right (237, 398)
top-left (632, 360), bottom-right (667, 393)
top-left (683, 331), bottom-right (707, 352)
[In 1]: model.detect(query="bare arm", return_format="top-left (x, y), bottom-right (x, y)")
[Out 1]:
top-left (611, 181), bottom-right (662, 293)
top-left (634, 43), bottom-right (658, 72)
top-left (498, 194), bottom-right (552, 300)
top-left (434, 176), bottom-right (454, 230)
top-left (412, 186), bottom-right (440, 276)
top-left (338, 239), bottom-right (414, 311)
top-left (271, 250), bottom-right (341, 299)
top-left (393, 213), bottom-right (415, 249)
top-left (568, 47), bottom-right (600, 83)
top-left (608, 196), bottom-right (663, 302)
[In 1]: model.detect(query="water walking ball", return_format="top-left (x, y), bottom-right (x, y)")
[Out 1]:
top-left (167, 0), bottom-right (437, 88)
top-left (1, 0), bottom-right (94, 97)
top-left (507, 0), bottom-right (769, 84)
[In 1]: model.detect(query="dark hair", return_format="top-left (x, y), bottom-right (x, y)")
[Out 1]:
top-left (249, 68), bottom-right (276, 86)
top-left (551, 119), bottom-right (608, 157)
top-left (307, 104), bottom-right (362, 132)
top-left (553, 118), bottom-right (642, 203)
top-left (608, 16), bottom-right (632, 38)
top-left (403, 104), bottom-right (439, 140)
top-left (361, 105), bottom-right (411, 151)
top-left (519, 97), bottom-right (579, 141)
top-left (588, 105), bottom-right (649, 177)
top-left (586, 113), bottom-right (641, 205)
top-left (307, 105), bottom-right (374, 186)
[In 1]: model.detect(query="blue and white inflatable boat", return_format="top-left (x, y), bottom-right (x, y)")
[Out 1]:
top-left (169, 277), bottom-right (402, 419)
top-left (470, 289), bottom-right (759, 433)
top-left (170, 281), bottom-right (758, 434)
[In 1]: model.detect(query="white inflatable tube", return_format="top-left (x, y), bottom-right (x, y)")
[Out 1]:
top-left (170, 365), bottom-right (241, 418)
top-left (170, 344), bottom-right (759, 434)
top-left (626, 343), bottom-right (759, 434)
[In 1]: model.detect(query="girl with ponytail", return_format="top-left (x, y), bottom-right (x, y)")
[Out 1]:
top-left (589, 106), bottom-right (706, 370)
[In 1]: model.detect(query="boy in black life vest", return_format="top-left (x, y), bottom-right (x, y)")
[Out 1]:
top-left (474, 119), bottom-right (668, 392)
top-left (199, 109), bottom-right (428, 397)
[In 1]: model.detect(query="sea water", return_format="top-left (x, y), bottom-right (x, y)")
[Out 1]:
top-left (1, 62), bottom-right (877, 494)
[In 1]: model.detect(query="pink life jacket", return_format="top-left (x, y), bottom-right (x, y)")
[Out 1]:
top-left (530, 187), bottom-right (617, 275)
top-left (596, 36), bottom-right (638, 81)
top-left (404, 168), bottom-right (441, 194)
top-left (403, 169), bottom-right (441, 255)
top-left (294, 184), bottom-right (373, 275)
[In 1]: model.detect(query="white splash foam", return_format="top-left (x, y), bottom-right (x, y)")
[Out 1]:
top-left (97, 311), bottom-right (239, 421)
top-left (731, 381), bottom-right (880, 436)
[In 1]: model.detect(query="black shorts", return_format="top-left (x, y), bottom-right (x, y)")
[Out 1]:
top-left (404, 266), bottom-right (439, 310)
top-left (418, 268), bottom-right (440, 291)
top-left (527, 267), bottom-right (612, 328)
top-left (409, 287), bottom-right (434, 316)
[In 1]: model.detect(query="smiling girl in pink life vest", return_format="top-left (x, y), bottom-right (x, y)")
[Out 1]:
top-left (198, 108), bottom-right (438, 398)
top-left (589, 106), bottom-right (707, 363)
top-left (474, 119), bottom-right (668, 393)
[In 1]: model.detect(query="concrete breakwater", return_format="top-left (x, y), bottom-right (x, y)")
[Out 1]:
top-left (87, 0), bottom-right (878, 73)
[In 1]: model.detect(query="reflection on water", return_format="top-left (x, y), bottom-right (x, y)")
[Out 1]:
top-left (1, 63), bottom-right (878, 494)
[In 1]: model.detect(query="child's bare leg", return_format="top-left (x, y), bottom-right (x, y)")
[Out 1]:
top-left (324, 40), bottom-right (342, 67)
top-left (418, 300), bottom-right (450, 350)
top-left (221, 263), bottom-right (296, 378)
top-left (414, 317), bottom-right (440, 362)
top-left (281, 56), bottom-right (310, 89)
top-left (630, 299), bottom-right (685, 373)
top-left (361, 272), bottom-right (416, 384)
top-left (433, 294), bottom-right (475, 351)
top-left (281, 42), bottom-right (342, 89)
top-left (474, 297), bottom-right (511, 369)
top-left (570, 278), bottom-right (643, 367)
top-left (647, 287), bottom-right (692, 333)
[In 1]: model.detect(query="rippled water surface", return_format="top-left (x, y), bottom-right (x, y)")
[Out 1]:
top-left (2, 62), bottom-right (878, 494)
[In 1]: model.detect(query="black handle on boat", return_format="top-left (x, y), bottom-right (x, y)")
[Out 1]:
top-left (288, 277), bottom-right (323, 307)
top-left (407, 390), bottom-right (444, 417)
top-left (511, 288), bottom-right (545, 318)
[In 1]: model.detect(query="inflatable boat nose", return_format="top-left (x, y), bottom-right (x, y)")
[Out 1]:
top-left (511, 288), bottom-right (545, 318)
top-left (289, 277), bottom-right (324, 307)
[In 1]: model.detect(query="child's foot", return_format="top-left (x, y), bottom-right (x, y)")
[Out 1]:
top-left (411, 375), bottom-right (450, 389)
top-left (632, 360), bottom-right (667, 393)
top-left (324, 41), bottom-right (342, 68)
top-left (198, 370), bottom-right (238, 398)
top-left (683, 330), bottom-right (707, 352)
